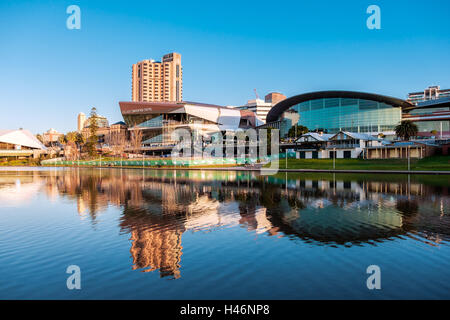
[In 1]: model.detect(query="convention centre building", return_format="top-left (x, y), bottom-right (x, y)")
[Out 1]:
top-left (266, 91), bottom-right (450, 138)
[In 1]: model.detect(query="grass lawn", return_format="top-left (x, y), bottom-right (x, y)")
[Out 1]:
top-left (273, 155), bottom-right (450, 171)
top-left (0, 159), bottom-right (40, 166)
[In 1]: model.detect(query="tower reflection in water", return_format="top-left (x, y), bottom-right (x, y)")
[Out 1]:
top-left (1, 168), bottom-right (448, 279)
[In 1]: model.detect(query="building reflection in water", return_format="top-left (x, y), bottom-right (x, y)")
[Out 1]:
top-left (0, 168), bottom-right (449, 278)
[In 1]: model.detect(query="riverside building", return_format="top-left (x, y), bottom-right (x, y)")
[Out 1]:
top-left (119, 100), bottom-right (264, 153)
top-left (266, 90), bottom-right (450, 138)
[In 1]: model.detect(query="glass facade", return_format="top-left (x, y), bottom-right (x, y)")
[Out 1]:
top-left (292, 98), bottom-right (402, 133)
top-left (415, 120), bottom-right (450, 133)
top-left (123, 112), bottom-right (218, 146)
top-left (405, 106), bottom-right (450, 134)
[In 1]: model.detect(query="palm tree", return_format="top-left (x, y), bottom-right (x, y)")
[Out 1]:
top-left (395, 121), bottom-right (418, 141)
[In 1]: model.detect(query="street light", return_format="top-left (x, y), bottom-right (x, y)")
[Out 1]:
top-left (333, 147), bottom-right (336, 170)
top-left (407, 145), bottom-right (410, 171)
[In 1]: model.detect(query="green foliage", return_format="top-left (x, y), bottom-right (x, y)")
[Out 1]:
top-left (0, 158), bottom-right (40, 166)
top-left (395, 120), bottom-right (418, 141)
top-left (271, 155), bottom-right (450, 171)
top-left (260, 128), bottom-right (276, 155)
top-left (66, 131), bottom-right (78, 143)
top-left (58, 134), bottom-right (67, 145)
top-left (36, 134), bottom-right (44, 143)
top-left (85, 107), bottom-right (99, 157)
top-left (89, 107), bottom-right (99, 138)
top-left (287, 125), bottom-right (309, 138)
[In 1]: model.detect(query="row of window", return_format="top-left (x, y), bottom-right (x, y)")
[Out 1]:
top-left (296, 98), bottom-right (394, 112)
top-left (298, 151), bottom-right (352, 159)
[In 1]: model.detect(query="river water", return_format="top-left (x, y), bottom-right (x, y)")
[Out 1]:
top-left (0, 167), bottom-right (449, 299)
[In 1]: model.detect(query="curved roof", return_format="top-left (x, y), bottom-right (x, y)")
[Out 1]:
top-left (266, 91), bottom-right (413, 123)
top-left (119, 101), bottom-right (263, 131)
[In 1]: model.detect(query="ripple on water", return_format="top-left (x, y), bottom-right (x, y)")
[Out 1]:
top-left (0, 168), bottom-right (449, 299)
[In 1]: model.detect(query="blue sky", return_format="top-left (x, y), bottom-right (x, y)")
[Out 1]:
top-left (0, 0), bottom-right (449, 134)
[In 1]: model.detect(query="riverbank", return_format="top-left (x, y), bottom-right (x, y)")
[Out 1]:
top-left (2, 155), bottom-right (449, 174)
top-left (273, 155), bottom-right (450, 171)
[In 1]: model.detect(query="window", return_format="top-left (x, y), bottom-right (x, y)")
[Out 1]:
top-left (359, 99), bottom-right (377, 110)
top-left (298, 102), bottom-right (310, 112)
top-left (344, 151), bottom-right (351, 159)
top-left (324, 98), bottom-right (339, 108)
top-left (341, 98), bottom-right (358, 106)
top-left (310, 99), bottom-right (323, 110)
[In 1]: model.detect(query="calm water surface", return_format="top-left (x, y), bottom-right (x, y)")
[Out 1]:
top-left (0, 167), bottom-right (449, 299)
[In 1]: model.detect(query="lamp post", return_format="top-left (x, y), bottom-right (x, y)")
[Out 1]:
top-left (285, 149), bottom-right (288, 169)
top-left (333, 147), bottom-right (336, 170)
top-left (407, 145), bottom-right (410, 172)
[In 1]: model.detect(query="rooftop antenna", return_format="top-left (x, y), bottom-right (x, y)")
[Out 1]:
top-left (254, 88), bottom-right (259, 100)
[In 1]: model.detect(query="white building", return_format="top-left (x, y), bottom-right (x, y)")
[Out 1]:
top-left (238, 99), bottom-right (274, 123)
top-left (0, 129), bottom-right (46, 159)
top-left (295, 131), bottom-right (382, 159)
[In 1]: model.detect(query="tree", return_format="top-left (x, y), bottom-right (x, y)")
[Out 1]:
top-left (64, 131), bottom-right (83, 160)
top-left (395, 121), bottom-right (418, 141)
top-left (130, 129), bottom-right (143, 154)
top-left (106, 131), bottom-right (127, 157)
top-left (287, 125), bottom-right (308, 139)
top-left (85, 107), bottom-right (99, 157)
top-left (66, 131), bottom-right (78, 144)
top-left (58, 134), bottom-right (67, 145)
top-left (36, 134), bottom-right (44, 144)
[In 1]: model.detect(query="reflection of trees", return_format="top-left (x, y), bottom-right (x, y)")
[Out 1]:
top-left (21, 168), bottom-right (450, 277)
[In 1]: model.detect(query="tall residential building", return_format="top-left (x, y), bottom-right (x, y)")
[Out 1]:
top-left (77, 112), bottom-right (86, 132)
top-left (407, 85), bottom-right (450, 105)
top-left (132, 53), bottom-right (183, 102)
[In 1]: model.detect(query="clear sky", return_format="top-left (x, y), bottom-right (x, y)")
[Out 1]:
top-left (0, 0), bottom-right (449, 134)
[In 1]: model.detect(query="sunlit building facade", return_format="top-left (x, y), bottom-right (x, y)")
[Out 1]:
top-left (266, 91), bottom-right (413, 136)
top-left (0, 129), bottom-right (46, 159)
top-left (119, 101), bottom-right (264, 147)
top-left (407, 85), bottom-right (450, 105)
top-left (402, 97), bottom-right (450, 138)
top-left (132, 53), bottom-right (183, 102)
top-left (291, 97), bottom-right (402, 134)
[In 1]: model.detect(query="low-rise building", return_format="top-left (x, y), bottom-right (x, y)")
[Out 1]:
top-left (327, 131), bottom-right (382, 159)
top-left (42, 128), bottom-right (64, 146)
top-left (0, 129), bottom-right (46, 159)
top-left (365, 141), bottom-right (438, 159)
top-left (294, 131), bottom-right (382, 159)
top-left (294, 132), bottom-right (333, 159)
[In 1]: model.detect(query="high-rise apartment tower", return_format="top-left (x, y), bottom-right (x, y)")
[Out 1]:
top-left (132, 53), bottom-right (183, 102)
